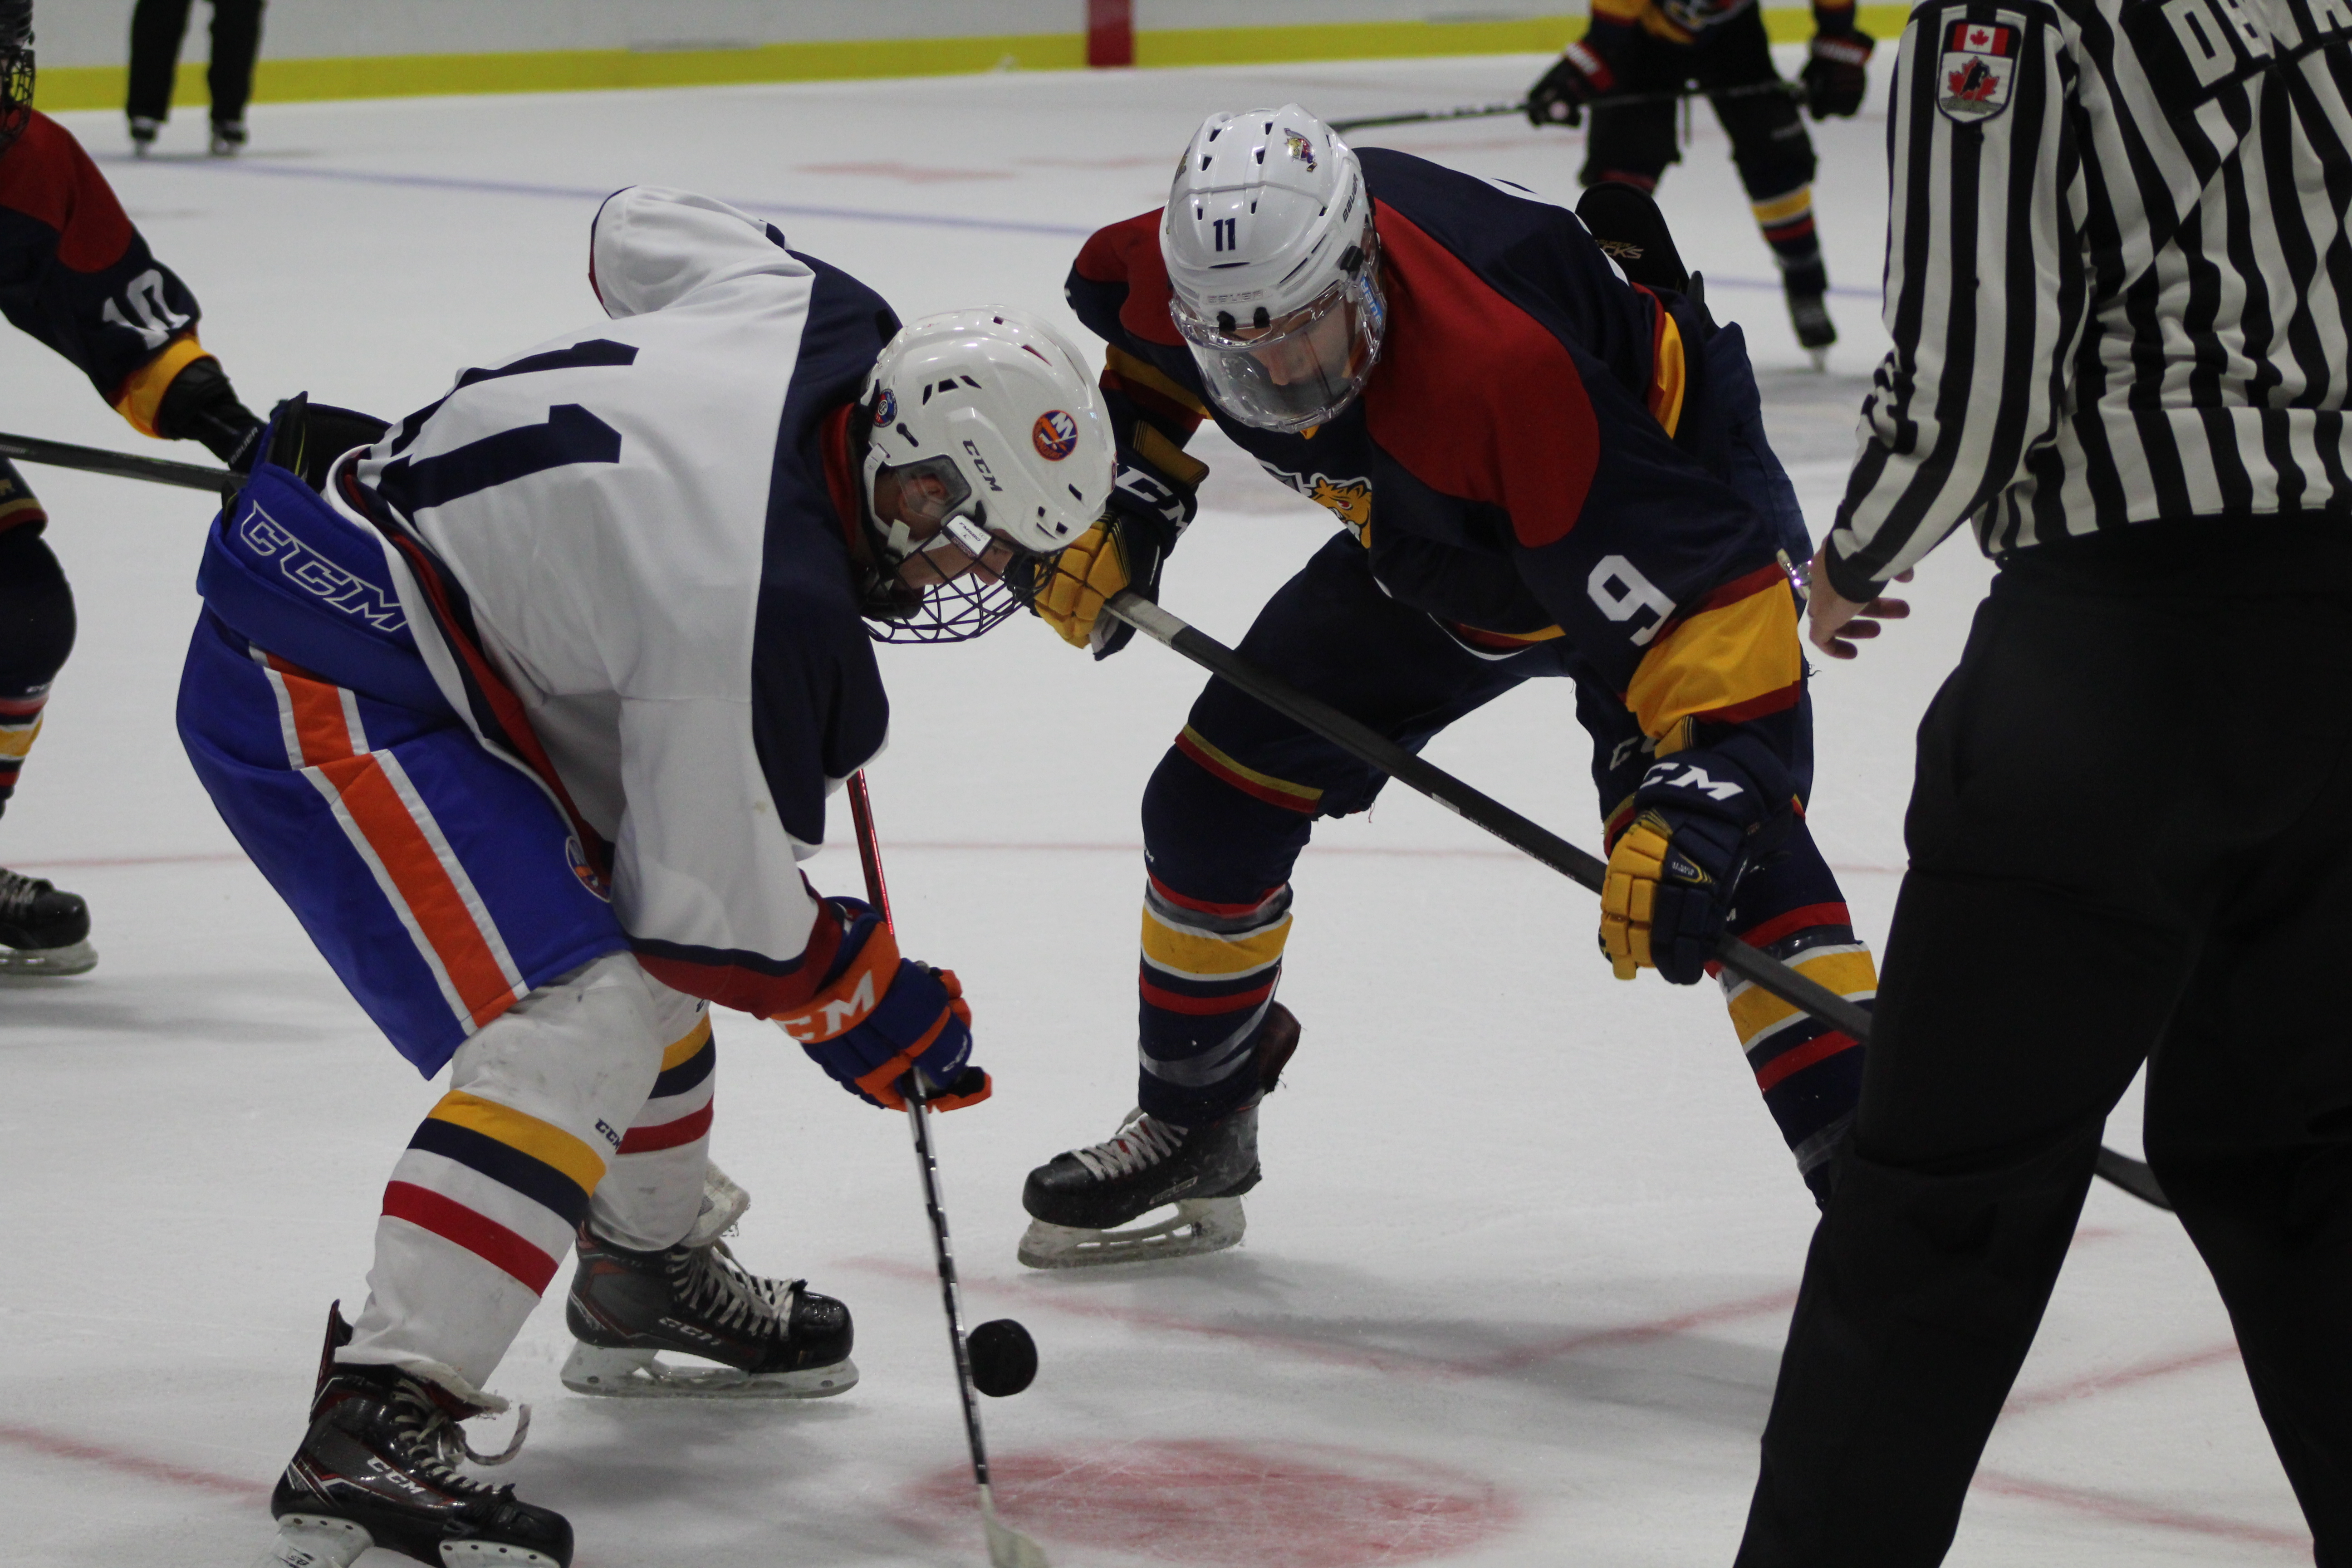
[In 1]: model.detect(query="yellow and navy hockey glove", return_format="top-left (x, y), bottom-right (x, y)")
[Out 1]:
top-left (1600, 734), bottom-right (1794, 985)
top-left (1035, 444), bottom-right (1202, 658)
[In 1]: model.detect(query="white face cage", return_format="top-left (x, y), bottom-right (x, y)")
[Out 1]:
top-left (1169, 233), bottom-right (1387, 434)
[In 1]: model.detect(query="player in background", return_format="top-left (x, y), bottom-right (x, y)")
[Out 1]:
top-left (1523, 0), bottom-right (1875, 363)
top-left (0, 0), bottom-right (264, 975)
top-left (1013, 106), bottom-right (1876, 1269)
top-left (180, 187), bottom-right (1113, 1568)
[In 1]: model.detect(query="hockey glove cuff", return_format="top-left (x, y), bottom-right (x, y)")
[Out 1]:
top-left (154, 357), bottom-right (265, 471)
top-left (1600, 734), bottom-right (1795, 985)
top-left (1801, 29), bottom-right (1874, 119)
top-left (779, 899), bottom-right (986, 1112)
top-left (1034, 444), bottom-right (1197, 658)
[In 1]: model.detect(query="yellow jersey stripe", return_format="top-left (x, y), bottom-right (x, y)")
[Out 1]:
top-left (1142, 904), bottom-right (1294, 978)
top-left (659, 1015), bottom-right (714, 1071)
top-left (1730, 949), bottom-right (1880, 1045)
top-left (1625, 577), bottom-right (1804, 740)
top-left (113, 335), bottom-right (211, 439)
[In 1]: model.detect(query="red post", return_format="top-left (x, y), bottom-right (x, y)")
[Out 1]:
top-left (1087, 0), bottom-right (1135, 67)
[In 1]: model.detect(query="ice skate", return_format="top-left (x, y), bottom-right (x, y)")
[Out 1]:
top-left (1788, 290), bottom-right (1837, 370)
top-left (1019, 1003), bottom-right (1298, 1269)
top-left (559, 1221), bottom-right (857, 1398)
top-left (210, 118), bottom-right (247, 157)
top-left (0, 868), bottom-right (94, 975)
top-left (128, 115), bottom-right (159, 156)
top-left (260, 1306), bottom-right (568, 1568)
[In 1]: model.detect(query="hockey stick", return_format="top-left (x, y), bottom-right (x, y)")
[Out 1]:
top-left (0, 428), bottom-right (235, 494)
top-left (1101, 593), bottom-right (2173, 1212)
top-left (846, 772), bottom-right (1050, 1568)
top-left (1328, 80), bottom-right (1800, 134)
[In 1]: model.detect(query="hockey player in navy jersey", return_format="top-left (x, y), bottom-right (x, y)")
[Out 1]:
top-left (178, 187), bottom-right (1113, 1568)
top-left (0, 0), bottom-right (262, 974)
top-left (1015, 106), bottom-right (1876, 1269)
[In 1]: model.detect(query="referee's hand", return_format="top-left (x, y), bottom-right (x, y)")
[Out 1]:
top-left (1804, 545), bottom-right (1911, 659)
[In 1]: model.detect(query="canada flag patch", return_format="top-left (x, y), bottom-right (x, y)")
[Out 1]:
top-left (1938, 20), bottom-right (2020, 121)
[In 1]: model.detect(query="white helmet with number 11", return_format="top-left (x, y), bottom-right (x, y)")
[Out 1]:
top-left (1161, 104), bottom-right (1387, 433)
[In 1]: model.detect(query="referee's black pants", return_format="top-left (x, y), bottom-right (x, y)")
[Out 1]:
top-left (127, 0), bottom-right (265, 128)
top-left (1738, 530), bottom-right (2352, 1565)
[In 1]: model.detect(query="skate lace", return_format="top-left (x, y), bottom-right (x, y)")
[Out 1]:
top-left (669, 1239), bottom-right (801, 1339)
top-left (1069, 1111), bottom-right (1186, 1181)
top-left (388, 1380), bottom-right (532, 1480)
top-left (0, 870), bottom-right (49, 921)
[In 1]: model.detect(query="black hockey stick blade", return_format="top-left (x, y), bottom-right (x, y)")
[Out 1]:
top-left (1328, 81), bottom-right (1800, 134)
top-left (1105, 593), bottom-right (2174, 1211)
top-left (0, 429), bottom-right (235, 494)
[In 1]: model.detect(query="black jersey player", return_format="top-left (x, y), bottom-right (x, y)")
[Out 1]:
top-left (1014, 106), bottom-right (1877, 1267)
top-left (0, 0), bottom-right (262, 972)
top-left (1524, 0), bottom-right (1876, 363)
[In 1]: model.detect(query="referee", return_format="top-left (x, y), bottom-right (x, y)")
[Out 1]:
top-left (1737, 0), bottom-right (2352, 1558)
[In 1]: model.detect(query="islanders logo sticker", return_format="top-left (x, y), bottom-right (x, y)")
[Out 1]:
top-left (1033, 408), bottom-right (1080, 461)
top-left (872, 387), bottom-right (897, 426)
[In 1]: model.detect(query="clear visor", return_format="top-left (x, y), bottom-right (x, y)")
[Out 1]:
top-left (1170, 269), bottom-right (1387, 434)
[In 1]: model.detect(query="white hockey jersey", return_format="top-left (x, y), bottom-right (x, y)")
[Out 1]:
top-left (349, 186), bottom-right (900, 1015)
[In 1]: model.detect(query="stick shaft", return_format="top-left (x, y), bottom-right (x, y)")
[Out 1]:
top-left (0, 430), bottom-right (234, 493)
top-left (1327, 82), bottom-right (1798, 133)
top-left (847, 772), bottom-right (996, 1490)
top-left (1103, 594), bottom-right (2174, 1211)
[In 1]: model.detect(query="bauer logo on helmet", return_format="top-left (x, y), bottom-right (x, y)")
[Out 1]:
top-left (1032, 409), bottom-right (1080, 461)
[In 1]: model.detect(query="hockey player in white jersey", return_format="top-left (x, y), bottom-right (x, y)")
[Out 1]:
top-left (176, 187), bottom-right (1112, 1568)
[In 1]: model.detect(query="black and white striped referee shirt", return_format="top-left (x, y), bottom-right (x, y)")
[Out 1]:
top-left (1819, 0), bottom-right (2352, 598)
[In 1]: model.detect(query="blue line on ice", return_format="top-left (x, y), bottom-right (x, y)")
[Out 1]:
top-left (103, 154), bottom-right (1882, 299)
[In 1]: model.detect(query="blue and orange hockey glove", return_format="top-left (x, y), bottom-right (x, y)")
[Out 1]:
top-left (775, 898), bottom-right (990, 1111)
top-left (1600, 734), bottom-right (1794, 985)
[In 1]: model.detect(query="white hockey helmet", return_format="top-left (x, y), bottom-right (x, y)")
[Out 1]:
top-left (1161, 104), bottom-right (1387, 433)
top-left (858, 307), bottom-right (1115, 642)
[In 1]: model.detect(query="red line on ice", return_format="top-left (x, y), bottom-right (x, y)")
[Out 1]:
top-left (0, 1421), bottom-right (268, 1499)
top-left (2003, 1341), bottom-right (2244, 1415)
top-left (1973, 1469), bottom-right (2310, 1552)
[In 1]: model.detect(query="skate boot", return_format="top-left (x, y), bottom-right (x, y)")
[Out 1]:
top-left (260, 1305), bottom-right (568, 1568)
top-left (0, 868), bottom-right (95, 975)
top-left (1019, 1003), bottom-right (1300, 1269)
top-left (1786, 268), bottom-right (1837, 369)
top-left (210, 118), bottom-right (247, 157)
top-left (559, 1223), bottom-right (857, 1398)
top-left (128, 116), bottom-right (159, 156)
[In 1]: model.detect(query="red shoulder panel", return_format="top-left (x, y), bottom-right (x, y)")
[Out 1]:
top-left (0, 112), bottom-right (135, 273)
top-left (1074, 208), bottom-right (1183, 348)
top-left (1364, 201), bottom-right (1598, 549)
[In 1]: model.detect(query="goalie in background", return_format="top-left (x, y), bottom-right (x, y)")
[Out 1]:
top-left (1524, 0), bottom-right (1876, 365)
top-left (179, 187), bottom-right (1112, 1568)
top-left (0, 0), bottom-right (263, 976)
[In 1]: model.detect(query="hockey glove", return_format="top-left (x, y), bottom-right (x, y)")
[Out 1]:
top-left (1600, 734), bottom-right (1794, 985)
top-left (153, 356), bottom-right (265, 471)
top-left (1034, 452), bottom-right (1196, 658)
top-left (779, 898), bottom-right (989, 1112)
top-left (1527, 30), bottom-right (1625, 126)
top-left (1801, 28), bottom-right (1875, 119)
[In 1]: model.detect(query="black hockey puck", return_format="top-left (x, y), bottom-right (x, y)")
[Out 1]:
top-left (966, 1318), bottom-right (1037, 1397)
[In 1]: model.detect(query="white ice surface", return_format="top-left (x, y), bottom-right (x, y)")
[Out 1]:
top-left (0, 54), bottom-right (2311, 1568)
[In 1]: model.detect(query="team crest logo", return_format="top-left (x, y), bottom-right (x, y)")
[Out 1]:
top-left (1938, 20), bottom-right (2020, 120)
top-left (1284, 130), bottom-right (1318, 170)
top-left (565, 834), bottom-right (612, 902)
top-left (1264, 463), bottom-right (1375, 543)
top-left (872, 387), bottom-right (897, 426)
top-left (1032, 409), bottom-right (1080, 461)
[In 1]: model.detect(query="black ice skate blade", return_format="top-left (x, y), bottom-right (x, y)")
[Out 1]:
top-left (558, 1343), bottom-right (858, 1398)
top-left (1017, 1197), bottom-right (1246, 1269)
